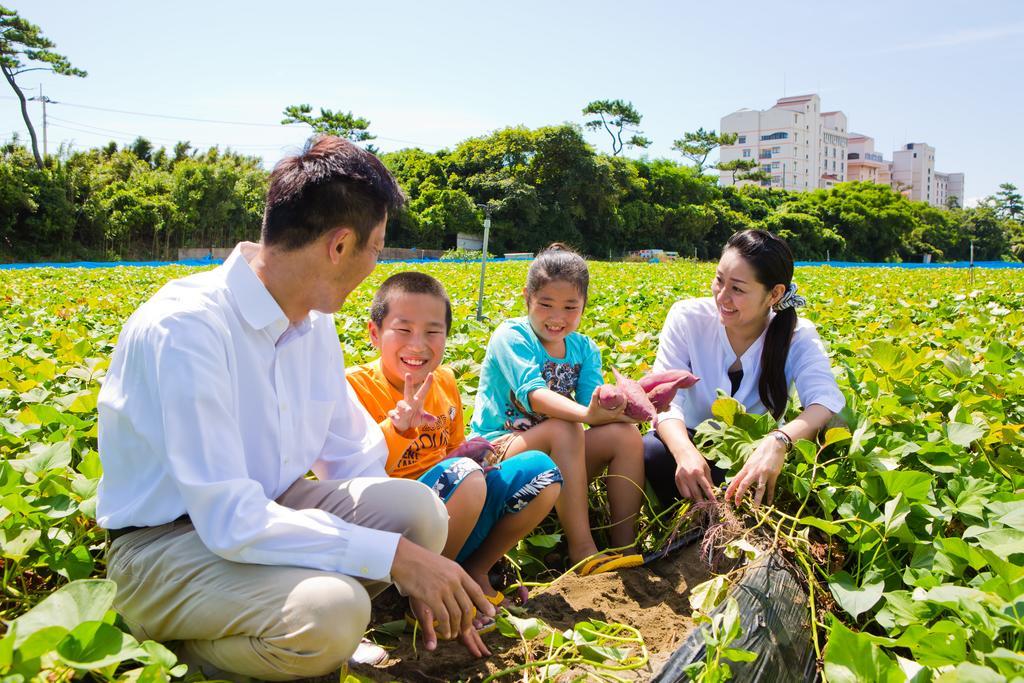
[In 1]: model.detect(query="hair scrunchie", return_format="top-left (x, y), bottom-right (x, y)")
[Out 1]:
top-left (773, 283), bottom-right (806, 312)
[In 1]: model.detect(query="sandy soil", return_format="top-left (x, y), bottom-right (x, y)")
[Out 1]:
top-left (351, 542), bottom-right (711, 682)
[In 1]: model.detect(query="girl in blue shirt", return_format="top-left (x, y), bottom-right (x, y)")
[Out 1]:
top-left (471, 244), bottom-right (643, 572)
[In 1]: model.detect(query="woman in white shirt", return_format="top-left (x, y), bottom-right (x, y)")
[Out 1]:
top-left (644, 229), bottom-right (845, 507)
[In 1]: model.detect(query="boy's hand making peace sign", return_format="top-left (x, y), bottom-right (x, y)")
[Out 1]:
top-left (388, 373), bottom-right (438, 433)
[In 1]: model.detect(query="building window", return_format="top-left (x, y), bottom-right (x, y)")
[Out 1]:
top-left (772, 162), bottom-right (780, 169)
top-left (738, 135), bottom-right (746, 144)
top-left (772, 146), bottom-right (781, 153)
top-left (742, 148), bottom-right (751, 158)
top-left (760, 132), bottom-right (789, 141)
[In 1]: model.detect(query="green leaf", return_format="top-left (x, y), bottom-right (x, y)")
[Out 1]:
top-left (877, 470), bottom-right (932, 501)
top-left (496, 615), bottom-right (542, 640)
top-left (56, 621), bottom-right (145, 669)
top-left (10, 579), bottom-right (118, 648)
top-left (2, 528), bottom-right (41, 562)
top-left (828, 571), bottom-right (885, 619)
top-left (689, 576), bottom-right (729, 615)
top-left (947, 422), bottom-right (985, 447)
top-left (799, 515), bottom-right (843, 535)
top-left (823, 618), bottom-right (905, 683)
top-left (963, 528), bottom-right (1024, 559)
top-left (524, 533), bottom-right (561, 549)
top-left (822, 427), bottom-right (852, 448)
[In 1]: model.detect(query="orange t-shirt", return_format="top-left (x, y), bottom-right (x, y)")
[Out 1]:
top-left (346, 359), bottom-right (466, 479)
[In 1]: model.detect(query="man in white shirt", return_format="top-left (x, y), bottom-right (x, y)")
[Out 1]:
top-left (97, 136), bottom-right (494, 681)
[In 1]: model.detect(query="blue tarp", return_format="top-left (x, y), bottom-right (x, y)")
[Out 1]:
top-left (795, 260), bottom-right (1023, 269)
top-left (2, 257), bottom-right (1021, 271)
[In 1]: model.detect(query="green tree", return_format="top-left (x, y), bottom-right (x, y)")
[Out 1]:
top-left (717, 158), bottom-right (764, 185)
top-left (281, 104), bottom-right (376, 145)
top-left (672, 128), bottom-right (737, 174)
top-left (0, 6), bottom-right (86, 168)
top-left (991, 182), bottom-right (1023, 222)
top-left (582, 99), bottom-right (651, 156)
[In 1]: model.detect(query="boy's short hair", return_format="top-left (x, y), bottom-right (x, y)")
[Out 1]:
top-left (262, 136), bottom-right (406, 251)
top-left (370, 272), bottom-right (453, 334)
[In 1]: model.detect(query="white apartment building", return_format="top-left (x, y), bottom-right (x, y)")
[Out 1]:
top-left (718, 94), bottom-right (848, 191)
top-left (936, 172), bottom-right (965, 208)
top-left (717, 94), bottom-right (965, 209)
top-left (892, 142), bottom-right (936, 204)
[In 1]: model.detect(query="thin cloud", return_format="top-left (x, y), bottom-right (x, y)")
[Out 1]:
top-left (868, 23), bottom-right (1024, 55)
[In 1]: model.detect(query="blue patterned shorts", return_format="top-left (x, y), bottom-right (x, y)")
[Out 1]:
top-left (417, 451), bottom-right (563, 563)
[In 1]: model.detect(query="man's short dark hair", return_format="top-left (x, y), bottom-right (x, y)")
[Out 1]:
top-left (370, 272), bottom-right (453, 334)
top-left (262, 136), bottom-right (406, 250)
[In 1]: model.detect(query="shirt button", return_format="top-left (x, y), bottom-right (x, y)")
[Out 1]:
top-left (360, 566), bottom-right (369, 575)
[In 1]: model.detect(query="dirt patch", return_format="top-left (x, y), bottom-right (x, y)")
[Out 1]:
top-left (353, 542), bottom-right (710, 682)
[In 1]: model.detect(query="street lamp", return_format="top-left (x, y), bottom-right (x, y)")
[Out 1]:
top-left (475, 203), bottom-right (494, 321)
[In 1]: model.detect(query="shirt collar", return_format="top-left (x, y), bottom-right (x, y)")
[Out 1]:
top-left (716, 307), bottom-right (774, 370)
top-left (224, 242), bottom-right (293, 341)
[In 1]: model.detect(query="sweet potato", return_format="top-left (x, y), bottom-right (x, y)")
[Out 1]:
top-left (642, 370), bottom-right (701, 412)
top-left (612, 368), bottom-right (658, 422)
top-left (447, 436), bottom-right (496, 465)
top-left (596, 383), bottom-right (625, 410)
top-left (637, 369), bottom-right (700, 394)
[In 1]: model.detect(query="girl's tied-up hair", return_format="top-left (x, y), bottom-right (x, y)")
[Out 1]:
top-left (772, 283), bottom-right (806, 312)
top-left (723, 229), bottom-right (799, 421)
top-left (525, 242), bottom-right (590, 301)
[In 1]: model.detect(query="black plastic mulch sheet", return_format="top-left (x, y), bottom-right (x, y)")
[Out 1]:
top-left (653, 551), bottom-right (817, 683)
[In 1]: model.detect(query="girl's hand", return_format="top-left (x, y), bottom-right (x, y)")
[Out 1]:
top-left (583, 391), bottom-right (631, 426)
top-left (724, 433), bottom-right (787, 507)
top-left (674, 448), bottom-right (717, 502)
top-left (388, 373), bottom-right (437, 433)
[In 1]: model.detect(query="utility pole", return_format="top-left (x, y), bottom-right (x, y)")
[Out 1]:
top-left (475, 204), bottom-right (494, 321)
top-left (28, 85), bottom-right (54, 158)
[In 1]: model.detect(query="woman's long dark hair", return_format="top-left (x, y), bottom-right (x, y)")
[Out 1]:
top-left (724, 229), bottom-right (796, 420)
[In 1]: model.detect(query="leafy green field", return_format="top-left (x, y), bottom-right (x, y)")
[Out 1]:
top-left (1, 261), bottom-right (1022, 681)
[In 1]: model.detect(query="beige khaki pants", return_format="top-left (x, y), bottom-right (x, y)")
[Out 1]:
top-left (106, 476), bottom-right (447, 681)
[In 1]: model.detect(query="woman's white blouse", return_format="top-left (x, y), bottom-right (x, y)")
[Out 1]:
top-left (652, 297), bottom-right (845, 426)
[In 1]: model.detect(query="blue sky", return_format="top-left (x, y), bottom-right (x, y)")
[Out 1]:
top-left (3, 0), bottom-right (1022, 203)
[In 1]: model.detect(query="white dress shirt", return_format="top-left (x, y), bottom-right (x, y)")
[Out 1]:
top-left (97, 243), bottom-right (400, 581)
top-left (652, 297), bottom-right (845, 427)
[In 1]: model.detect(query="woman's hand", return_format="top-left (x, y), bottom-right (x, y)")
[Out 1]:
top-left (724, 433), bottom-right (788, 507)
top-left (674, 448), bottom-right (717, 502)
top-left (388, 373), bottom-right (437, 433)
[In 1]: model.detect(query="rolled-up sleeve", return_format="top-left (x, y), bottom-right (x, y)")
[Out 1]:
top-left (575, 338), bottom-right (604, 407)
top-left (490, 323), bottom-right (548, 413)
top-left (652, 302), bottom-right (692, 424)
top-left (788, 324), bottom-right (846, 415)
top-left (153, 316), bottom-right (400, 582)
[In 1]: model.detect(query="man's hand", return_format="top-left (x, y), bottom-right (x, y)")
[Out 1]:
top-left (391, 537), bottom-right (495, 651)
top-left (674, 448), bottom-right (717, 502)
top-left (724, 434), bottom-right (787, 507)
top-left (388, 373), bottom-right (436, 433)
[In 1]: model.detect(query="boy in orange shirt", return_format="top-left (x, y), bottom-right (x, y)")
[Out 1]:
top-left (347, 272), bottom-right (562, 611)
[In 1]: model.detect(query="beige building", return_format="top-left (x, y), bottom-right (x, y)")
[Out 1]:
top-left (718, 94), bottom-right (848, 191)
top-left (846, 134), bottom-right (890, 185)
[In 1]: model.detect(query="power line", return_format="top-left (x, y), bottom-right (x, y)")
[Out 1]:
top-left (2, 94), bottom-right (442, 148)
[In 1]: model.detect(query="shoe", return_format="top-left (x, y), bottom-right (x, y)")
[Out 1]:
top-left (578, 552), bottom-right (644, 576)
top-left (350, 638), bottom-right (387, 666)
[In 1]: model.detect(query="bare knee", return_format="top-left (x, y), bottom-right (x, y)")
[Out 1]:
top-left (448, 469), bottom-right (486, 512)
top-left (542, 419), bottom-right (585, 455)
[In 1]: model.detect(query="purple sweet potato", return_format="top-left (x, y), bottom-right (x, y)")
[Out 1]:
top-left (596, 384), bottom-right (625, 410)
top-left (637, 369), bottom-right (700, 394)
top-left (643, 371), bottom-right (701, 412)
top-left (612, 368), bottom-right (658, 422)
top-left (447, 436), bottom-right (496, 465)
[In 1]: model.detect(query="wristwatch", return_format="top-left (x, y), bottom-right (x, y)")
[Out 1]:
top-left (768, 429), bottom-right (793, 453)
